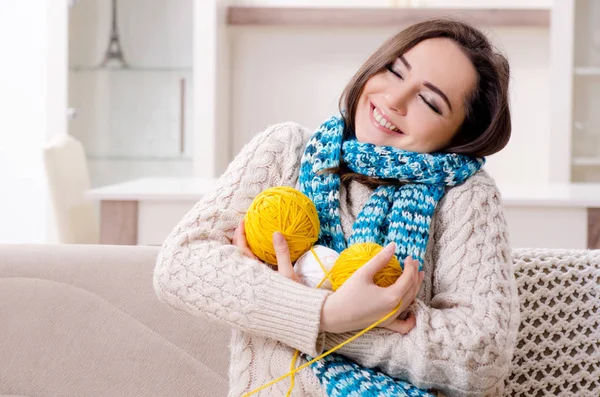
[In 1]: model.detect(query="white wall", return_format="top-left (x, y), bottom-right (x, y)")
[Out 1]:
top-left (0, 0), bottom-right (67, 243)
top-left (230, 25), bottom-right (551, 186)
top-left (484, 27), bottom-right (550, 184)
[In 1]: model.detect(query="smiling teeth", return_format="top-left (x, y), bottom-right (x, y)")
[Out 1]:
top-left (373, 107), bottom-right (399, 131)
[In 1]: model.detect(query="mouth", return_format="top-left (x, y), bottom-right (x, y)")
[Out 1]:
top-left (369, 102), bottom-right (404, 135)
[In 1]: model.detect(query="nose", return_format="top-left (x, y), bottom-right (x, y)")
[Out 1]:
top-left (385, 86), bottom-right (410, 116)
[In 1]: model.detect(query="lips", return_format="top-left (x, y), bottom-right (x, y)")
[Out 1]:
top-left (370, 103), bottom-right (404, 135)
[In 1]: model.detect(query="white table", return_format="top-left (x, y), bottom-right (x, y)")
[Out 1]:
top-left (498, 184), bottom-right (600, 249)
top-left (86, 177), bottom-right (600, 249)
top-left (86, 177), bottom-right (217, 245)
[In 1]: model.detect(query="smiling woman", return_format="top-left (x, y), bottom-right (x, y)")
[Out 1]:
top-left (154, 18), bottom-right (520, 397)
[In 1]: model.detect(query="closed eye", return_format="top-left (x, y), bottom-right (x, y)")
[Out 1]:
top-left (419, 95), bottom-right (442, 115)
top-left (386, 64), bottom-right (403, 80)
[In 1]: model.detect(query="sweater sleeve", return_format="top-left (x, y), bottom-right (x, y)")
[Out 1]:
top-left (153, 123), bottom-right (331, 357)
top-left (323, 173), bottom-right (521, 396)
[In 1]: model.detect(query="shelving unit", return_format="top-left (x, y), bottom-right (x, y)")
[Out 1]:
top-left (549, 0), bottom-right (600, 183)
top-left (570, 0), bottom-right (600, 181)
top-left (68, 0), bottom-right (194, 187)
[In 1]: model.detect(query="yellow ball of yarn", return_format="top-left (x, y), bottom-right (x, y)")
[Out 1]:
top-left (244, 186), bottom-right (320, 266)
top-left (330, 242), bottom-right (402, 291)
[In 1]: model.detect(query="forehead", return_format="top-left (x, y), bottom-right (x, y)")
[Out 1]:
top-left (402, 38), bottom-right (477, 108)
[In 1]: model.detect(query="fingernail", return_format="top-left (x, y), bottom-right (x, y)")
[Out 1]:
top-left (386, 242), bottom-right (396, 252)
top-left (273, 232), bottom-right (283, 244)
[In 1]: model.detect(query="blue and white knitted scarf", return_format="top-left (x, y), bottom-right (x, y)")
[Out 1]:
top-left (299, 115), bottom-right (484, 396)
top-left (299, 114), bottom-right (484, 268)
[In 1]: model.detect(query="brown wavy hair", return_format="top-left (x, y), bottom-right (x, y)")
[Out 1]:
top-left (331, 19), bottom-right (511, 188)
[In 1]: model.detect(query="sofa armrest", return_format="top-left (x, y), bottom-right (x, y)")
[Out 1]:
top-left (0, 244), bottom-right (230, 397)
top-left (505, 248), bottom-right (600, 397)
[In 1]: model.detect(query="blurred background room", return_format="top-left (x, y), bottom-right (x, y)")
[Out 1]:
top-left (1, 0), bottom-right (599, 250)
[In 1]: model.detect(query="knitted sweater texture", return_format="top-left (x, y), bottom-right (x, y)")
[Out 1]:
top-left (153, 122), bottom-right (521, 397)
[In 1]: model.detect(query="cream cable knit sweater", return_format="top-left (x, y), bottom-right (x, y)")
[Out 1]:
top-left (153, 122), bottom-right (521, 397)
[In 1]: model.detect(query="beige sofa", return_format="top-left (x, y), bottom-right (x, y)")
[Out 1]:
top-left (1, 244), bottom-right (599, 397)
top-left (0, 244), bottom-right (229, 397)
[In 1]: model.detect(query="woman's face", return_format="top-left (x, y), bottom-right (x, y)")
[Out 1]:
top-left (354, 38), bottom-right (478, 153)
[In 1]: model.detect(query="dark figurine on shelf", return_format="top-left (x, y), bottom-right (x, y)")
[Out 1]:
top-left (100, 0), bottom-right (129, 68)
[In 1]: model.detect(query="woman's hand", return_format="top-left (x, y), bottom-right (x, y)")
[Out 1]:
top-left (320, 242), bottom-right (424, 335)
top-left (233, 220), bottom-right (300, 283)
top-left (234, 222), bottom-right (423, 334)
top-left (232, 219), bottom-right (258, 260)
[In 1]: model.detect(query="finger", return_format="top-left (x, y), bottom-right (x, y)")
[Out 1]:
top-left (417, 270), bottom-right (425, 293)
top-left (409, 258), bottom-right (421, 297)
top-left (384, 312), bottom-right (417, 334)
top-left (240, 219), bottom-right (249, 238)
top-left (389, 256), bottom-right (418, 296)
top-left (273, 232), bottom-right (295, 279)
top-left (395, 260), bottom-right (421, 304)
top-left (407, 283), bottom-right (420, 305)
top-left (411, 258), bottom-right (419, 289)
top-left (237, 220), bottom-right (258, 260)
top-left (360, 242), bottom-right (397, 280)
top-left (232, 220), bottom-right (243, 246)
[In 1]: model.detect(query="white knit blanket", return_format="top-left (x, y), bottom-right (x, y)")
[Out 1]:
top-left (506, 248), bottom-right (600, 396)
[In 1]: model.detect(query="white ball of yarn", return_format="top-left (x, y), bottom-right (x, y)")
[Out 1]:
top-left (294, 245), bottom-right (340, 290)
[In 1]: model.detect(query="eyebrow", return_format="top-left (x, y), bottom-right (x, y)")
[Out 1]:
top-left (398, 56), bottom-right (453, 112)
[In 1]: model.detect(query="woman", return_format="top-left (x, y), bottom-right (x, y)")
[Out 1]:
top-left (153, 19), bottom-right (520, 397)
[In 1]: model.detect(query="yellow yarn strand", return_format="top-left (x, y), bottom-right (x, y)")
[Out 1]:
top-left (312, 247), bottom-right (334, 289)
top-left (244, 186), bottom-right (320, 266)
top-left (286, 247), bottom-right (334, 397)
top-left (241, 301), bottom-right (402, 397)
top-left (286, 350), bottom-right (300, 397)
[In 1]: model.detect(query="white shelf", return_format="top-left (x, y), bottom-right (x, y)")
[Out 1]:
top-left (86, 177), bottom-right (217, 201)
top-left (574, 67), bottom-right (600, 76)
top-left (572, 157), bottom-right (600, 166)
top-left (227, 6), bottom-right (550, 27)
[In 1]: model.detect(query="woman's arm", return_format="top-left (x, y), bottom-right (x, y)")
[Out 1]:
top-left (323, 172), bottom-right (521, 396)
top-left (153, 123), bottom-right (332, 357)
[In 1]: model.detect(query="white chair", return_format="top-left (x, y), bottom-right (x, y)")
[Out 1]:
top-left (43, 134), bottom-right (99, 244)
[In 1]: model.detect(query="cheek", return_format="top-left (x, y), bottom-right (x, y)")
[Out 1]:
top-left (355, 92), bottom-right (373, 128)
top-left (407, 105), bottom-right (440, 134)
top-left (406, 106), bottom-right (456, 148)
